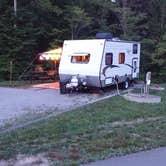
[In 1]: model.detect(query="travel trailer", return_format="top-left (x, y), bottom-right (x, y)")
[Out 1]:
top-left (59, 36), bottom-right (140, 93)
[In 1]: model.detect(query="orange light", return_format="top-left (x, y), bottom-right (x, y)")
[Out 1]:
top-left (39, 56), bottom-right (44, 61)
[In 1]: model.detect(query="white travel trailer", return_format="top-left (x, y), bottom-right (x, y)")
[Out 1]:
top-left (59, 38), bottom-right (140, 93)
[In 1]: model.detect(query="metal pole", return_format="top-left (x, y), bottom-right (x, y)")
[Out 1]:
top-left (14, 0), bottom-right (17, 16)
top-left (14, 0), bottom-right (17, 27)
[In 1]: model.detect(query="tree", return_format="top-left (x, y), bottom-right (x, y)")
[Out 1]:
top-left (143, 0), bottom-right (166, 80)
top-left (64, 5), bottom-right (92, 39)
top-left (112, 0), bottom-right (147, 40)
top-left (0, 0), bottom-right (165, 82)
top-left (0, 0), bottom-right (63, 79)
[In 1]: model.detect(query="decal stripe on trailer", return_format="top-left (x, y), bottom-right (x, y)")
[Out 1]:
top-left (102, 65), bottom-right (120, 76)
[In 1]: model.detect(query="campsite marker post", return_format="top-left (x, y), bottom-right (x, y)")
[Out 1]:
top-left (145, 71), bottom-right (151, 95)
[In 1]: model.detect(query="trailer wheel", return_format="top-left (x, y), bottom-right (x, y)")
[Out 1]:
top-left (60, 82), bottom-right (66, 94)
top-left (124, 79), bottom-right (130, 89)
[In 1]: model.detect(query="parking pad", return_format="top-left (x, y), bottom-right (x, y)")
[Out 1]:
top-left (32, 82), bottom-right (60, 89)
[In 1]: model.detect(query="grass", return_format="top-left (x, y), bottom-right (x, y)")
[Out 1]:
top-left (0, 84), bottom-right (165, 165)
top-left (0, 107), bottom-right (57, 131)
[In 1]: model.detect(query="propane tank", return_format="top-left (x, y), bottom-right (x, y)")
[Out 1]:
top-left (70, 75), bottom-right (79, 87)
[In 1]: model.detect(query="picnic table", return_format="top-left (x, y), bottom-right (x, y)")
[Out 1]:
top-left (21, 70), bottom-right (57, 82)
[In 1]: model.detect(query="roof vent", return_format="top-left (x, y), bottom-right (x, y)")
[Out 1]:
top-left (112, 37), bottom-right (121, 41)
top-left (96, 33), bottom-right (113, 39)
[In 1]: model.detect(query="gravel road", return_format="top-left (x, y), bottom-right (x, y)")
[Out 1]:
top-left (0, 86), bottom-right (118, 128)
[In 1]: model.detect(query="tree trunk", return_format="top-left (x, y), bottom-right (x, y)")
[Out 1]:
top-left (121, 0), bottom-right (128, 37)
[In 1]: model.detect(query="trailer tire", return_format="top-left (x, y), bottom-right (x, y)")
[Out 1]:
top-left (60, 82), bottom-right (66, 94)
top-left (124, 79), bottom-right (130, 89)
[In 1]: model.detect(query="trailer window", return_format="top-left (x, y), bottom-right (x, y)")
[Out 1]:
top-left (105, 53), bottom-right (113, 65)
top-left (119, 53), bottom-right (125, 64)
top-left (71, 54), bottom-right (90, 63)
top-left (133, 44), bottom-right (138, 54)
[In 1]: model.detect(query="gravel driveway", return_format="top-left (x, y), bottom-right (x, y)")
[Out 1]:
top-left (0, 86), bottom-right (115, 127)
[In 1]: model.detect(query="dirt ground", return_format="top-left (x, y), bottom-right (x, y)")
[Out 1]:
top-left (0, 83), bottom-right (120, 128)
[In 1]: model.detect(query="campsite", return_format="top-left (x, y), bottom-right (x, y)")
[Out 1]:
top-left (0, 0), bottom-right (166, 166)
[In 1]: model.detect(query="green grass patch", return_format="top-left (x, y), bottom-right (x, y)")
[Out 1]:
top-left (0, 84), bottom-right (165, 165)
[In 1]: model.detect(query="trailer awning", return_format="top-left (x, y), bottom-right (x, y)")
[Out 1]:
top-left (39, 47), bottom-right (62, 61)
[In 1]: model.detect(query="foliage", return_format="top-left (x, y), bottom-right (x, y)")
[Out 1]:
top-left (0, 0), bottom-right (165, 82)
top-left (64, 5), bottom-right (92, 39)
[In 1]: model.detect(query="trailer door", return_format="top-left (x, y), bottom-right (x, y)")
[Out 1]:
top-left (132, 58), bottom-right (138, 78)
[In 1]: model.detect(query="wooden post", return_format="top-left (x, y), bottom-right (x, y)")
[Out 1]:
top-left (10, 61), bottom-right (13, 86)
top-left (54, 61), bottom-right (57, 80)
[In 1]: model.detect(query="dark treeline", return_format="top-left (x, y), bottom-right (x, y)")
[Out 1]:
top-left (0, 0), bottom-right (165, 81)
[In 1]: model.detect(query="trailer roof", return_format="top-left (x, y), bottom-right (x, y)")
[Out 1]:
top-left (64, 39), bottom-right (140, 44)
top-left (106, 39), bottom-right (140, 44)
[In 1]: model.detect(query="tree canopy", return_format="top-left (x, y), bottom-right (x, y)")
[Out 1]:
top-left (0, 0), bottom-right (165, 81)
